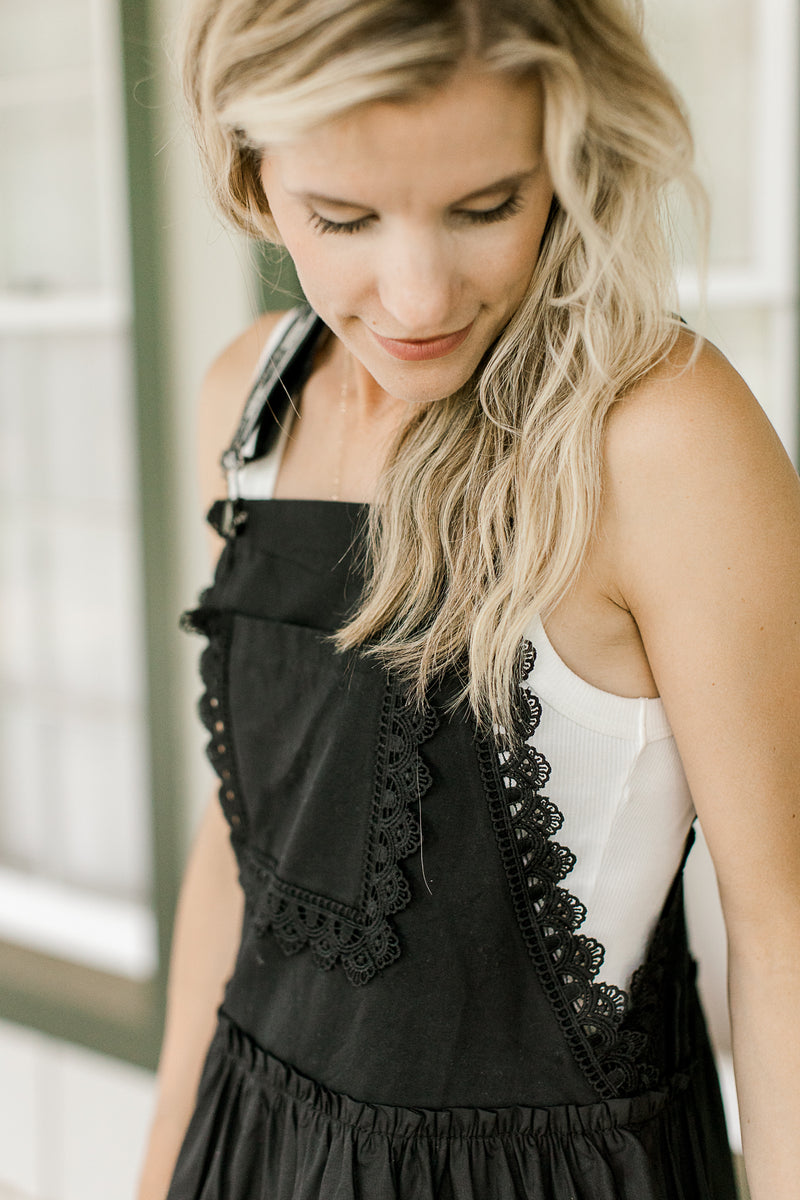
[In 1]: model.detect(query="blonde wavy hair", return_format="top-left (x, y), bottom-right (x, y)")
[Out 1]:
top-left (180, 0), bottom-right (706, 734)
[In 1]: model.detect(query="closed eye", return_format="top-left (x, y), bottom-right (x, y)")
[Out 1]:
top-left (456, 194), bottom-right (524, 225)
top-left (307, 192), bottom-right (524, 236)
top-left (308, 211), bottom-right (375, 235)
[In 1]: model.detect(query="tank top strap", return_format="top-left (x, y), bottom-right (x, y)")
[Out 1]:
top-left (215, 305), bottom-right (328, 536)
top-left (221, 304), bottom-right (327, 477)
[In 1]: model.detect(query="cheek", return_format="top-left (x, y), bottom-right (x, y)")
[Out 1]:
top-left (273, 225), bottom-right (343, 304)
top-left (473, 193), bottom-right (555, 302)
top-left (506, 204), bottom-right (555, 288)
top-left (294, 247), bottom-right (385, 334)
top-left (258, 179), bottom-right (354, 305)
top-left (289, 243), bottom-right (367, 318)
top-left (481, 229), bottom-right (545, 303)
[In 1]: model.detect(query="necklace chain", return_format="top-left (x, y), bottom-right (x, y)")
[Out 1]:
top-left (330, 349), bottom-right (351, 502)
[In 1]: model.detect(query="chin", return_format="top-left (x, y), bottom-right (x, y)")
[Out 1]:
top-left (372, 357), bottom-right (479, 404)
top-left (354, 331), bottom-right (490, 400)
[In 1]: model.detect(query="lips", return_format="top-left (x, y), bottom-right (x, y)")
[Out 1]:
top-left (370, 321), bottom-right (474, 361)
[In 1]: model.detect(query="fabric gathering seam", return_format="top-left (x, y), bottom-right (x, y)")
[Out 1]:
top-left (210, 1016), bottom-right (687, 1145)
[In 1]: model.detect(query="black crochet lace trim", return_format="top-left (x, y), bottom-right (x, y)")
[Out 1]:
top-left (240, 687), bottom-right (438, 986)
top-left (181, 600), bottom-right (438, 987)
top-left (477, 639), bottom-right (659, 1099)
top-left (181, 600), bottom-right (247, 839)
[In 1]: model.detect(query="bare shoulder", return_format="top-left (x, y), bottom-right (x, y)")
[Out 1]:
top-left (605, 329), bottom-right (791, 489)
top-left (599, 326), bottom-right (800, 658)
top-left (198, 309), bottom-right (291, 509)
top-left (602, 330), bottom-right (799, 589)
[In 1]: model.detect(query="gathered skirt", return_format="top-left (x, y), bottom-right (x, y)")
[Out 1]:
top-left (167, 1012), bottom-right (737, 1200)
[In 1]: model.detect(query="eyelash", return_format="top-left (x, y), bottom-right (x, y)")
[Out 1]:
top-left (308, 193), bottom-right (524, 235)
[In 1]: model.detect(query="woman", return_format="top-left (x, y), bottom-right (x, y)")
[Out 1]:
top-left (139, 1), bottom-right (800, 1197)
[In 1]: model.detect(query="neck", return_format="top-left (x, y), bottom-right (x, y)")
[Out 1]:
top-left (336, 339), bottom-right (405, 424)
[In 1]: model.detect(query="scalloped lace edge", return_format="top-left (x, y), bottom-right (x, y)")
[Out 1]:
top-left (182, 599), bottom-right (438, 989)
top-left (478, 639), bottom-right (659, 1098)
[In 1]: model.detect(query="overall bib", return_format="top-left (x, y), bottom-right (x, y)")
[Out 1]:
top-left (168, 307), bottom-right (736, 1200)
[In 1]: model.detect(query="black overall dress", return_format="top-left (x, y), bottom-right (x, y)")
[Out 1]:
top-left (169, 307), bottom-right (737, 1199)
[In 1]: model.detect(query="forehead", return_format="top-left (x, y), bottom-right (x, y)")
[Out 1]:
top-left (264, 69), bottom-right (545, 204)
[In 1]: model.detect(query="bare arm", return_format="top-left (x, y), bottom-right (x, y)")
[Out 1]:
top-left (137, 796), bottom-right (243, 1199)
top-left (603, 337), bottom-right (800, 1198)
top-left (137, 311), bottom-right (288, 1198)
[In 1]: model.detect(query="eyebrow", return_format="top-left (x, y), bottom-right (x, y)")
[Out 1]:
top-left (293, 168), bottom-right (540, 211)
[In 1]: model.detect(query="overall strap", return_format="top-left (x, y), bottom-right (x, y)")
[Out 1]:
top-left (217, 305), bottom-right (326, 536)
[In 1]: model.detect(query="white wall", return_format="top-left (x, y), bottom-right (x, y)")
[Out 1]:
top-left (0, 1019), bottom-right (155, 1200)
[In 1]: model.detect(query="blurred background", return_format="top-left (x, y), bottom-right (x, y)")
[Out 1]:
top-left (0, 0), bottom-right (796, 1196)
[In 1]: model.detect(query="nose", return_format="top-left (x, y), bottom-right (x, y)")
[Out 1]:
top-left (376, 230), bottom-right (461, 336)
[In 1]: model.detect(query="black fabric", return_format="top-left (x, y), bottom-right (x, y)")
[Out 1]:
top-left (169, 315), bottom-right (737, 1199)
top-left (168, 1011), bottom-right (734, 1200)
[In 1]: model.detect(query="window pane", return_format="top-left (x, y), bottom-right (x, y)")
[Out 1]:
top-left (0, 0), bottom-right (155, 980)
top-left (0, 96), bottom-right (102, 291)
top-left (645, 0), bottom-right (757, 269)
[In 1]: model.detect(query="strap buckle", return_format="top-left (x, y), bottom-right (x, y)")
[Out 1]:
top-left (220, 449), bottom-right (248, 538)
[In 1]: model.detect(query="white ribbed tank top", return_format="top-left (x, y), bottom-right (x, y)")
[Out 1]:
top-left (232, 320), bottom-right (696, 992)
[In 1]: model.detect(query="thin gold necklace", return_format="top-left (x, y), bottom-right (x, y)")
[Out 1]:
top-left (330, 349), bottom-right (351, 502)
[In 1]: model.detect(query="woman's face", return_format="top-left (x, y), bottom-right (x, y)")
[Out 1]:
top-left (260, 68), bottom-right (554, 403)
